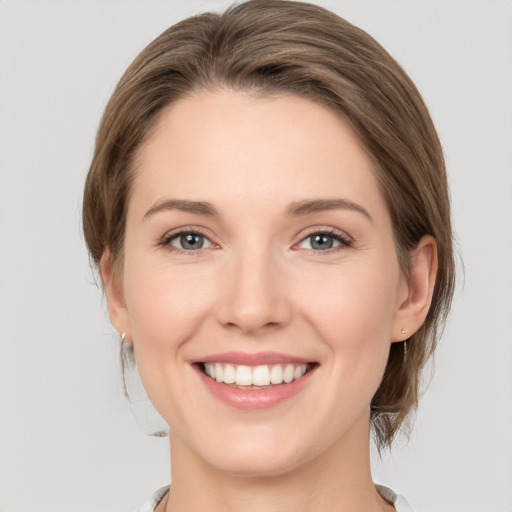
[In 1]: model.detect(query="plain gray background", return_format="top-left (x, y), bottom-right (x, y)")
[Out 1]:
top-left (1, 1), bottom-right (511, 511)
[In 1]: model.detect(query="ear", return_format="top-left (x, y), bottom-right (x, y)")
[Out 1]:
top-left (100, 250), bottom-right (132, 341)
top-left (391, 235), bottom-right (438, 342)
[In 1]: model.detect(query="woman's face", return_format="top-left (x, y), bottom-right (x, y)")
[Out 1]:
top-left (107, 90), bottom-right (412, 475)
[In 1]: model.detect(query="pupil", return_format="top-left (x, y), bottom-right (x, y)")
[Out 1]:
top-left (311, 234), bottom-right (333, 250)
top-left (181, 233), bottom-right (203, 250)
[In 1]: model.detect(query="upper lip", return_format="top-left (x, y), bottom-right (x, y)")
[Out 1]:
top-left (194, 351), bottom-right (315, 365)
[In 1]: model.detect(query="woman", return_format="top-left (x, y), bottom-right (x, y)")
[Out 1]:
top-left (82, 1), bottom-right (455, 510)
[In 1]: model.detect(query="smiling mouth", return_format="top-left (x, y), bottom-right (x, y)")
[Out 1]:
top-left (198, 362), bottom-right (317, 389)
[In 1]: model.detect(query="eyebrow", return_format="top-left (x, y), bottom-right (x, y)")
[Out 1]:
top-left (285, 199), bottom-right (373, 222)
top-left (143, 197), bottom-right (372, 222)
top-left (143, 199), bottom-right (219, 220)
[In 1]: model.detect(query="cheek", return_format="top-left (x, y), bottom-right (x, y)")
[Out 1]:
top-left (296, 258), bottom-right (399, 372)
top-left (123, 258), bottom-right (208, 348)
top-left (120, 250), bottom-right (214, 420)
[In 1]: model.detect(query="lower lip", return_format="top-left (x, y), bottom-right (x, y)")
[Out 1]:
top-left (195, 365), bottom-right (315, 410)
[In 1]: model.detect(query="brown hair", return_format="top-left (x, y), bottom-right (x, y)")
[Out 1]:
top-left (83, 0), bottom-right (455, 450)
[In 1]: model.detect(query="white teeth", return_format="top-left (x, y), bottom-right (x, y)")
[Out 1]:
top-left (235, 365), bottom-right (253, 386)
top-left (203, 362), bottom-right (309, 387)
top-left (294, 365), bottom-right (307, 379)
top-left (270, 364), bottom-right (284, 384)
top-left (223, 364), bottom-right (236, 384)
top-left (215, 363), bottom-right (224, 383)
top-left (252, 365), bottom-right (270, 386)
top-left (283, 364), bottom-right (294, 383)
top-left (205, 363), bottom-right (215, 378)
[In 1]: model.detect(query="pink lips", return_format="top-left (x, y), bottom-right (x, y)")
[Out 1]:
top-left (197, 351), bottom-right (311, 365)
top-left (193, 351), bottom-right (317, 411)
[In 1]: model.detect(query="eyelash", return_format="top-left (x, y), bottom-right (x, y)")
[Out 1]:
top-left (296, 228), bottom-right (353, 254)
top-left (157, 227), bottom-right (353, 255)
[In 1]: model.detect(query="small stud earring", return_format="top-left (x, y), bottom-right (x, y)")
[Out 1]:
top-left (401, 328), bottom-right (407, 334)
top-left (121, 332), bottom-right (126, 341)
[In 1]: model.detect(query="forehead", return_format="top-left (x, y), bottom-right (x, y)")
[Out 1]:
top-left (130, 89), bottom-right (387, 221)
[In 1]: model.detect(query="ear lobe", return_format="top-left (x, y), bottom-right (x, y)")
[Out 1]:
top-left (391, 235), bottom-right (438, 342)
top-left (100, 250), bottom-right (131, 339)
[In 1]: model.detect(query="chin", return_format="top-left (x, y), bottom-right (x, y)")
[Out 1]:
top-left (193, 430), bottom-right (308, 478)
top-left (209, 450), bottom-right (304, 478)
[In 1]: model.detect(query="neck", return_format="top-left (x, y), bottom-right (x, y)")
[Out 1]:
top-left (163, 412), bottom-right (394, 512)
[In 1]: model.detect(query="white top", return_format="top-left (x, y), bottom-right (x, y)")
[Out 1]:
top-left (136, 484), bottom-right (414, 512)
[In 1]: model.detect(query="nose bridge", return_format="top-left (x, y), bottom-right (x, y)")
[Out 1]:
top-left (217, 241), bottom-right (290, 333)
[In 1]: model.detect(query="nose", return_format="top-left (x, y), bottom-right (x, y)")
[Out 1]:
top-left (215, 247), bottom-right (292, 335)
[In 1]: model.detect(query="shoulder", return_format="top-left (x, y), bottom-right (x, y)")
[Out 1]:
top-left (376, 484), bottom-right (415, 512)
top-left (135, 485), bottom-right (169, 512)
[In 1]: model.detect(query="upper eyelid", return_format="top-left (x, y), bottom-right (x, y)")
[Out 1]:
top-left (295, 226), bottom-right (352, 243)
top-left (158, 227), bottom-right (211, 249)
top-left (161, 226), bottom-right (211, 241)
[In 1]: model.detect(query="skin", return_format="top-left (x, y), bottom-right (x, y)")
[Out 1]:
top-left (101, 90), bottom-right (437, 512)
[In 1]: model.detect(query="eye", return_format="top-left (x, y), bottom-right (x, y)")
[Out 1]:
top-left (297, 230), bottom-right (352, 251)
top-left (160, 230), bottom-right (214, 252)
